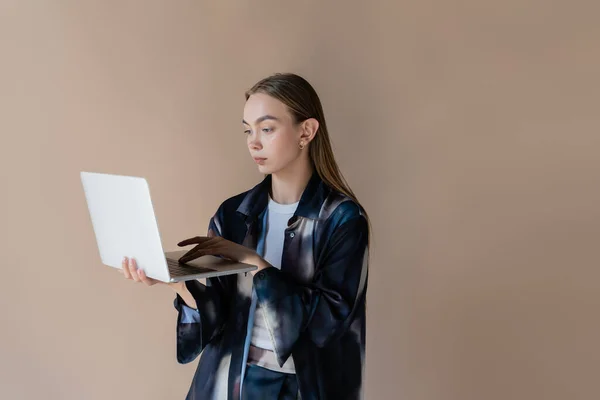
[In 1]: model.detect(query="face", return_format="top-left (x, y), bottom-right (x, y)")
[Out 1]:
top-left (243, 93), bottom-right (304, 175)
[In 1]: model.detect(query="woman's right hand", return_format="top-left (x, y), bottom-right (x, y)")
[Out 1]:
top-left (121, 256), bottom-right (197, 309)
top-left (122, 256), bottom-right (164, 286)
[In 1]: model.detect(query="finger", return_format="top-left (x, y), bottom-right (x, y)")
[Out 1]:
top-left (180, 246), bottom-right (226, 263)
top-left (179, 249), bottom-right (212, 263)
top-left (180, 241), bottom-right (223, 261)
top-left (122, 257), bottom-right (132, 279)
top-left (129, 258), bottom-right (141, 282)
top-left (177, 236), bottom-right (213, 247)
top-left (138, 269), bottom-right (157, 286)
top-left (181, 238), bottom-right (220, 256)
top-left (179, 244), bottom-right (203, 262)
top-left (177, 237), bottom-right (200, 246)
top-left (181, 252), bottom-right (211, 263)
top-left (179, 239), bottom-right (221, 262)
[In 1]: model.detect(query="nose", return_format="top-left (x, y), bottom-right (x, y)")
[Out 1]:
top-left (248, 132), bottom-right (262, 151)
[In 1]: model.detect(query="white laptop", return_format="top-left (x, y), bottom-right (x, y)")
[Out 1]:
top-left (80, 171), bottom-right (256, 282)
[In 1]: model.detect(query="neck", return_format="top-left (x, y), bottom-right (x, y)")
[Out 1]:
top-left (270, 159), bottom-right (313, 205)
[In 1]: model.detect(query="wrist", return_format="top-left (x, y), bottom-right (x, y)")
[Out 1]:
top-left (169, 281), bottom-right (186, 293)
top-left (171, 281), bottom-right (198, 310)
top-left (242, 252), bottom-right (261, 267)
top-left (250, 258), bottom-right (272, 276)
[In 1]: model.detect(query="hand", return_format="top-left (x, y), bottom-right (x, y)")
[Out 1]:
top-left (177, 235), bottom-right (272, 276)
top-left (120, 256), bottom-right (195, 308)
top-left (121, 256), bottom-right (165, 286)
top-left (177, 235), bottom-right (256, 265)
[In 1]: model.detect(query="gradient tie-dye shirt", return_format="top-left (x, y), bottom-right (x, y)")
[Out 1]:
top-left (174, 172), bottom-right (369, 400)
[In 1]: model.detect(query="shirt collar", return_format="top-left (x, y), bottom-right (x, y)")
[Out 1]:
top-left (236, 171), bottom-right (328, 221)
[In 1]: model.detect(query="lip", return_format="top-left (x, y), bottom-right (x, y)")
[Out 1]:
top-left (253, 157), bottom-right (267, 164)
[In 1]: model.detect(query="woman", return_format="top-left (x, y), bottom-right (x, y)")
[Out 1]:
top-left (122, 73), bottom-right (370, 400)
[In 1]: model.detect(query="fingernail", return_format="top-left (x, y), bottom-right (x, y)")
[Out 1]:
top-left (129, 258), bottom-right (134, 265)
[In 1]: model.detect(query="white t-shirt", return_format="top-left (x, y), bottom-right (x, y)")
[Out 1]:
top-left (250, 196), bottom-right (298, 373)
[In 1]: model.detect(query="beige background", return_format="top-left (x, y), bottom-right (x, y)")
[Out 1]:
top-left (1, 1), bottom-right (599, 399)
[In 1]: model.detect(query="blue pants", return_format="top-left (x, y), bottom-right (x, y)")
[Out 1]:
top-left (242, 364), bottom-right (299, 400)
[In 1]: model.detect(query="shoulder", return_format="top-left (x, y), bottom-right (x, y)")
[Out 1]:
top-left (215, 190), bottom-right (249, 218)
top-left (208, 189), bottom-right (251, 239)
top-left (316, 188), bottom-right (369, 249)
top-left (316, 189), bottom-right (370, 257)
top-left (320, 189), bottom-right (366, 227)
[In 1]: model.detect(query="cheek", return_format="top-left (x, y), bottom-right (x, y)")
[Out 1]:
top-left (265, 132), bottom-right (295, 155)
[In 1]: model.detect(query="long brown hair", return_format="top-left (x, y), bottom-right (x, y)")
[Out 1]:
top-left (245, 73), bottom-right (371, 239)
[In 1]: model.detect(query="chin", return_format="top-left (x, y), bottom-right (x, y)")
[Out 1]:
top-left (258, 163), bottom-right (284, 175)
top-left (257, 164), bottom-right (273, 174)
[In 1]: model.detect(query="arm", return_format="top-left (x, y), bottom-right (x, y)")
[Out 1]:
top-left (173, 213), bottom-right (234, 364)
top-left (253, 214), bottom-right (369, 366)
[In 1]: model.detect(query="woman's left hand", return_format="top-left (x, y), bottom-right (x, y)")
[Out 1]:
top-left (177, 236), bottom-right (270, 276)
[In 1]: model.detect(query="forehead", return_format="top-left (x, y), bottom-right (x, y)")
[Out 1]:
top-left (243, 93), bottom-right (291, 123)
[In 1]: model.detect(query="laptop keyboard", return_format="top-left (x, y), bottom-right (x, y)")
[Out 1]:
top-left (167, 258), bottom-right (216, 277)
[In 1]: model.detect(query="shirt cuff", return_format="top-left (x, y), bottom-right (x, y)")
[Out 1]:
top-left (180, 304), bottom-right (200, 323)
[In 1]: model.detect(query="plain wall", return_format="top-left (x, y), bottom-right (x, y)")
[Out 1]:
top-left (1, 1), bottom-right (599, 399)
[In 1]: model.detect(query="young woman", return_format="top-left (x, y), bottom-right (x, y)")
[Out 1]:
top-left (122, 73), bottom-right (370, 400)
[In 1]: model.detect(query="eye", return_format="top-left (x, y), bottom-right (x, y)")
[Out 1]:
top-left (244, 129), bottom-right (251, 135)
top-left (262, 127), bottom-right (273, 133)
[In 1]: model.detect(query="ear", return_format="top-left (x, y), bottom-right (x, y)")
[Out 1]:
top-left (299, 118), bottom-right (319, 144)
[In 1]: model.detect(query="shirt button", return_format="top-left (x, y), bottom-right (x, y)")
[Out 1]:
top-left (289, 232), bottom-right (295, 238)
top-left (258, 272), bottom-right (266, 279)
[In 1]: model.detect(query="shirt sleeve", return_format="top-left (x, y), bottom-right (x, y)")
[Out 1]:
top-left (253, 214), bottom-right (369, 367)
top-left (180, 304), bottom-right (201, 324)
top-left (173, 212), bottom-right (234, 364)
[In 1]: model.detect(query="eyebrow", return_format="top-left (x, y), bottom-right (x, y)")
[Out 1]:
top-left (242, 115), bottom-right (280, 125)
